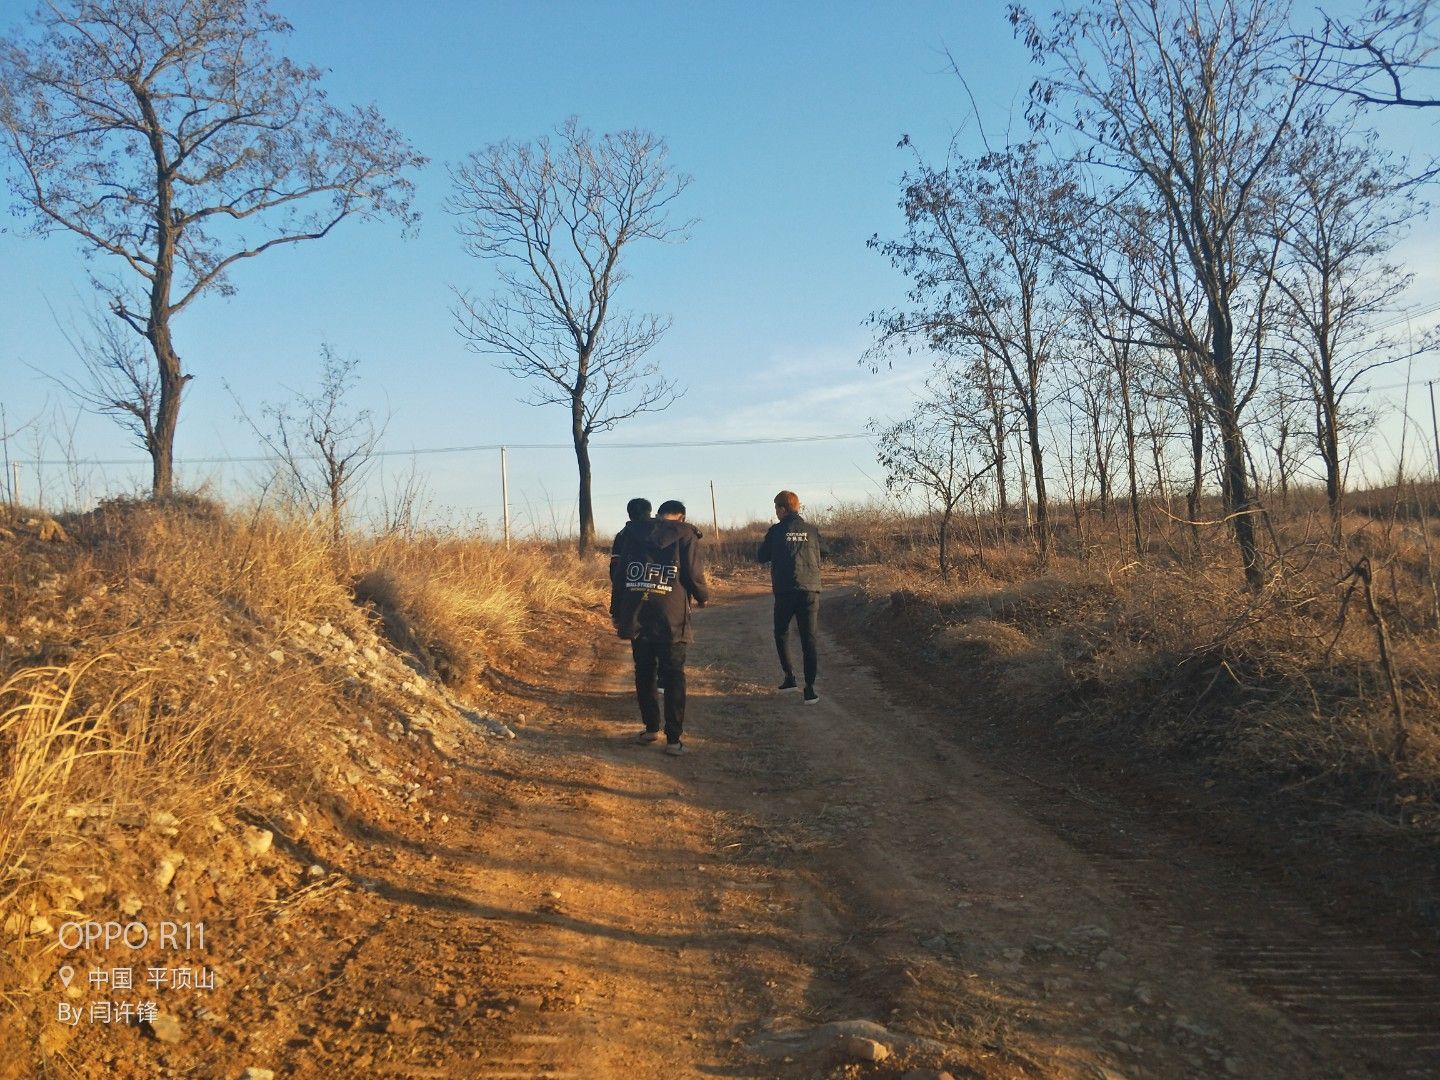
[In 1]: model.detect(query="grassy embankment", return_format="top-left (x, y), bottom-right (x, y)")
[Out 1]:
top-left (0, 495), bottom-right (604, 1044)
top-left (801, 490), bottom-right (1439, 926)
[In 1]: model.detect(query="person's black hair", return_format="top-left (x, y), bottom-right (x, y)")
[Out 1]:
top-left (626, 497), bottom-right (652, 521)
top-left (656, 499), bottom-right (686, 517)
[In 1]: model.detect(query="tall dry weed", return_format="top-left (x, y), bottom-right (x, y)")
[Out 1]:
top-left (349, 534), bottom-right (605, 684)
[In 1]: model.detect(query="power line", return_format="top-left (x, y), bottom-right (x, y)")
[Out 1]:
top-left (15, 431), bottom-right (874, 468)
top-left (1369, 300), bottom-right (1440, 334)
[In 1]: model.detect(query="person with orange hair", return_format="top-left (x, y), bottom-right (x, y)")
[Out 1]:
top-left (757, 490), bottom-right (823, 704)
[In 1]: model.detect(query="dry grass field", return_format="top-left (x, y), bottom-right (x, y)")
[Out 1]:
top-left (0, 496), bottom-right (604, 1068)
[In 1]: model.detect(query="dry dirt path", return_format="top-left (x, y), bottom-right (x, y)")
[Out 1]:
top-left (284, 582), bottom-right (1440, 1079)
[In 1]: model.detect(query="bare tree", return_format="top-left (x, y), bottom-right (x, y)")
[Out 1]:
top-left (239, 345), bottom-right (385, 545)
top-left (0, 0), bottom-right (424, 498)
top-left (1269, 115), bottom-right (1421, 540)
top-left (872, 367), bottom-right (996, 578)
top-left (870, 140), bottom-right (1076, 560)
top-left (50, 308), bottom-right (161, 454)
top-left (973, 348), bottom-right (1014, 523)
top-left (448, 118), bottom-right (690, 557)
top-left (1302, 1), bottom-right (1438, 108)
top-left (1014, 0), bottom-right (1320, 589)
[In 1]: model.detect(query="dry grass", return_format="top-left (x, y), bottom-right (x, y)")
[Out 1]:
top-left (0, 495), bottom-right (606, 1020)
top-left (348, 534), bottom-right (605, 685)
top-left (844, 489), bottom-right (1440, 841)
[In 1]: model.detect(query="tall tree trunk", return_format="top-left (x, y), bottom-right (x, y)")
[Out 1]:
top-left (1120, 373), bottom-right (1143, 556)
top-left (1090, 408), bottom-right (1110, 514)
top-left (572, 398), bottom-right (595, 557)
top-left (1274, 418), bottom-right (1291, 504)
top-left (1319, 355), bottom-right (1344, 544)
top-left (145, 105), bottom-right (181, 500)
top-left (148, 326), bottom-right (183, 499)
top-left (1209, 322), bottom-right (1264, 591)
top-left (1181, 356), bottom-right (1205, 556)
top-left (1025, 402), bottom-right (1049, 559)
top-left (1016, 427), bottom-right (1031, 542)
top-left (938, 506), bottom-right (951, 579)
top-left (992, 401), bottom-right (1008, 520)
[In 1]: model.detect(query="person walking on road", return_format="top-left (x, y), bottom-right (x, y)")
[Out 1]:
top-left (612, 499), bottom-right (710, 755)
top-left (610, 497), bottom-right (653, 627)
top-left (758, 490), bottom-right (823, 704)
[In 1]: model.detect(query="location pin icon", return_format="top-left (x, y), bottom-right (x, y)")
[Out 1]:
top-left (58, 965), bottom-right (74, 988)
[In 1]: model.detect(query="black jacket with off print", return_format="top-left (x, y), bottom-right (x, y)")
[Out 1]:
top-left (612, 518), bottom-right (711, 644)
top-left (757, 513), bottom-right (822, 593)
top-left (609, 519), bottom-right (653, 621)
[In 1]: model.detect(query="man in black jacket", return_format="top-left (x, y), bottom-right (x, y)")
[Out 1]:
top-left (612, 499), bottom-right (710, 755)
top-left (609, 497), bottom-right (653, 625)
top-left (757, 490), bottom-right (822, 704)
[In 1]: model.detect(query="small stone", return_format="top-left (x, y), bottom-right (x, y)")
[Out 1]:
top-left (155, 854), bottom-right (184, 890)
top-left (241, 827), bottom-right (273, 857)
top-left (145, 1013), bottom-right (184, 1043)
top-left (383, 1013), bottom-right (423, 1035)
top-left (240, 1069), bottom-right (275, 1080)
top-left (267, 649), bottom-right (285, 664)
top-left (149, 810), bottom-right (179, 831)
top-left (28, 915), bottom-right (53, 936)
top-left (835, 1035), bottom-right (890, 1063)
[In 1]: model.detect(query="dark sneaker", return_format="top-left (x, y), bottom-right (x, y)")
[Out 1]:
top-left (803, 686), bottom-right (819, 705)
top-left (634, 730), bottom-right (661, 744)
top-left (664, 742), bottom-right (687, 756)
top-left (778, 676), bottom-right (799, 692)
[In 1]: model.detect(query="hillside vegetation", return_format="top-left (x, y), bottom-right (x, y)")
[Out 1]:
top-left (820, 490), bottom-right (1440, 925)
top-left (0, 496), bottom-right (603, 1068)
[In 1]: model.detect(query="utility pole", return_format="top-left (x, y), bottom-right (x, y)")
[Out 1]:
top-left (9, 463), bottom-right (18, 509)
top-left (709, 480), bottom-right (720, 542)
top-left (1, 402), bottom-right (11, 508)
top-left (500, 447), bottom-right (510, 549)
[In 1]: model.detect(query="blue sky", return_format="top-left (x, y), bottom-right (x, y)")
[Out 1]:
top-left (1, 1), bottom-right (1436, 535)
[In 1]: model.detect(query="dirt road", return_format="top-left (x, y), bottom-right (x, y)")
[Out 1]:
top-left (276, 581), bottom-right (1440, 1078)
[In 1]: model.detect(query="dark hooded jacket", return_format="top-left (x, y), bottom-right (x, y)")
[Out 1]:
top-left (609, 519), bottom-right (653, 620)
top-left (757, 512), bottom-right (823, 593)
top-left (612, 518), bottom-right (710, 644)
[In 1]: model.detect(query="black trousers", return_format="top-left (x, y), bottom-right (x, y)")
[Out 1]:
top-left (631, 638), bottom-right (688, 743)
top-left (773, 590), bottom-right (819, 687)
